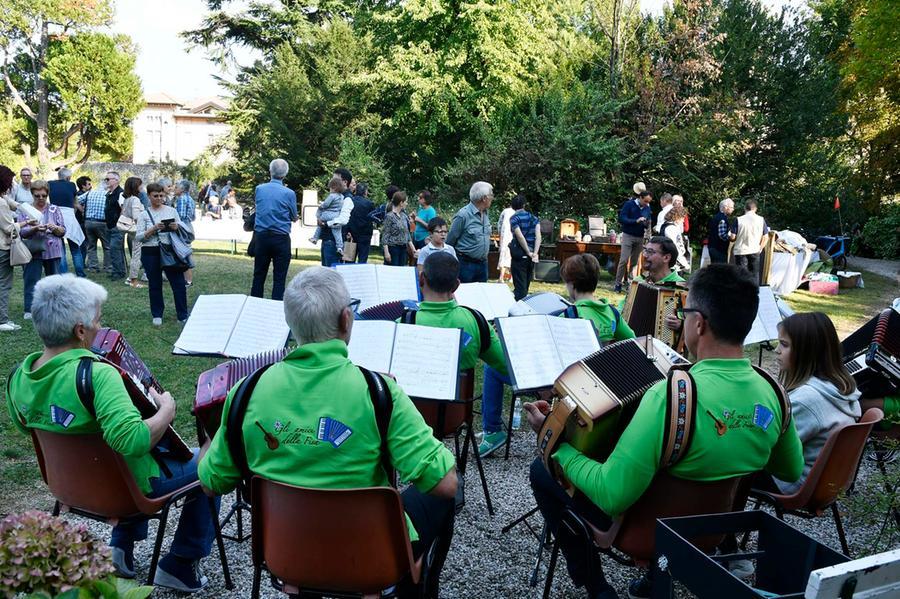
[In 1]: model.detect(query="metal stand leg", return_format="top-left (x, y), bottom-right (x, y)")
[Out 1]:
top-left (504, 394), bottom-right (516, 459)
top-left (542, 541), bottom-right (559, 599)
top-left (466, 425), bottom-right (494, 516)
top-left (209, 496), bottom-right (234, 590)
top-left (502, 506), bottom-right (540, 534)
top-left (220, 486), bottom-right (252, 542)
top-left (529, 522), bottom-right (549, 587)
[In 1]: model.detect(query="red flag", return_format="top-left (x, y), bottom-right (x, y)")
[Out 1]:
top-left (834, 196), bottom-right (840, 210)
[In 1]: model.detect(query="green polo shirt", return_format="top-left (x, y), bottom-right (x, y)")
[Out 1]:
top-left (554, 358), bottom-right (804, 516)
top-left (198, 339), bottom-right (456, 540)
top-left (6, 349), bottom-right (158, 493)
top-left (618, 270), bottom-right (686, 311)
top-left (409, 300), bottom-right (508, 375)
top-left (562, 299), bottom-right (636, 342)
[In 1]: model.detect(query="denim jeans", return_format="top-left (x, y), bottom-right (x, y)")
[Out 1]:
top-left (458, 258), bottom-right (488, 283)
top-left (107, 227), bottom-right (127, 280)
top-left (110, 449), bottom-right (219, 560)
top-left (320, 238), bottom-right (340, 267)
top-left (57, 239), bottom-right (86, 277)
top-left (23, 258), bottom-right (61, 312)
top-left (251, 231), bottom-right (292, 300)
top-left (84, 220), bottom-right (109, 271)
top-left (141, 246), bottom-right (189, 321)
top-left (482, 365), bottom-right (512, 434)
top-left (0, 249), bottom-right (12, 322)
top-left (384, 244), bottom-right (408, 266)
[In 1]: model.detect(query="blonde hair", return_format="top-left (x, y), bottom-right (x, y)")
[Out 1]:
top-left (633, 182), bottom-right (646, 195)
top-left (30, 180), bottom-right (49, 194)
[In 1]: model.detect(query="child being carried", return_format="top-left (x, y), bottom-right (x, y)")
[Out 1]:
top-left (309, 175), bottom-right (347, 253)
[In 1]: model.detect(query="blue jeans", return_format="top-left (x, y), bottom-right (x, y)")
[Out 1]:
top-left (110, 449), bottom-right (219, 560)
top-left (141, 246), bottom-right (189, 321)
top-left (482, 365), bottom-right (512, 434)
top-left (108, 227), bottom-right (127, 279)
top-left (458, 258), bottom-right (488, 283)
top-left (384, 244), bottom-right (408, 266)
top-left (320, 238), bottom-right (340, 267)
top-left (57, 239), bottom-right (86, 277)
top-left (23, 258), bottom-right (60, 312)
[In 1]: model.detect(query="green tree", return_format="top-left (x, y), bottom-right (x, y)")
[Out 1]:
top-left (0, 0), bottom-right (141, 174)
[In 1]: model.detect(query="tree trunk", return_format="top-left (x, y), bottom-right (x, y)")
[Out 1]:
top-left (609, 0), bottom-right (621, 98)
top-left (35, 18), bottom-right (51, 176)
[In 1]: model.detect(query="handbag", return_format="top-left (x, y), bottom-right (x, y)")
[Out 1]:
top-left (9, 229), bottom-right (32, 266)
top-left (116, 197), bottom-right (138, 233)
top-left (342, 233), bottom-right (358, 262)
top-left (22, 209), bottom-right (48, 256)
top-left (159, 242), bottom-right (191, 271)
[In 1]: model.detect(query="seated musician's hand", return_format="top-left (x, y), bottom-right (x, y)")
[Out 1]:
top-left (665, 314), bottom-right (683, 332)
top-left (150, 388), bottom-right (176, 423)
top-left (524, 400), bottom-right (551, 434)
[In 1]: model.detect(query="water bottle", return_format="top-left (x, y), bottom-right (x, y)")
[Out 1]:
top-left (512, 398), bottom-right (522, 430)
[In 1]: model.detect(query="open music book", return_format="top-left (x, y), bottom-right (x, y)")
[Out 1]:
top-left (508, 292), bottom-right (572, 316)
top-left (173, 294), bottom-right (291, 358)
top-left (348, 321), bottom-right (461, 400)
top-left (743, 286), bottom-right (783, 346)
top-left (334, 264), bottom-right (420, 312)
top-left (453, 282), bottom-right (516, 320)
top-left (496, 315), bottom-right (601, 391)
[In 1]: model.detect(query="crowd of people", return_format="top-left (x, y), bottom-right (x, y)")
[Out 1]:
top-left (2, 158), bottom-right (897, 599)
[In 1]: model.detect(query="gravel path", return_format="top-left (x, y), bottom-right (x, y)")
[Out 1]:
top-left (849, 257), bottom-right (900, 284)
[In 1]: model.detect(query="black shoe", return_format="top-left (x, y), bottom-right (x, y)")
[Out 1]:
top-left (627, 574), bottom-right (651, 599)
top-left (590, 584), bottom-right (620, 599)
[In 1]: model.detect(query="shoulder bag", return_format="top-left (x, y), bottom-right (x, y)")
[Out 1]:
top-left (116, 196), bottom-right (138, 233)
top-left (9, 228), bottom-right (32, 266)
top-left (147, 210), bottom-right (190, 271)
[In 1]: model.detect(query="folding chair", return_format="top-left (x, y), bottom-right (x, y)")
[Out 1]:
top-left (749, 408), bottom-right (884, 556)
top-left (30, 430), bottom-right (232, 589)
top-left (250, 477), bottom-right (425, 598)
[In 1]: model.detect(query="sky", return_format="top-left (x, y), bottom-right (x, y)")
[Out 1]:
top-left (115, 0), bottom-right (808, 101)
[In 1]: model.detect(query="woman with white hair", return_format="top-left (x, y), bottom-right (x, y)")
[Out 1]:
top-left (18, 180), bottom-right (66, 320)
top-left (5, 274), bottom-right (219, 592)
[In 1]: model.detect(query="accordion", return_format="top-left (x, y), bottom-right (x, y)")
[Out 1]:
top-left (193, 348), bottom-right (290, 439)
top-left (91, 328), bottom-right (193, 462)
top-left (358, 299), bottom-right (419, 322)
top-left (621, 281), bottom-right (687, 350)
top-left (538, 336), bottom-right (689, 492)
top-left (842, 309), bottom-right (900, 398)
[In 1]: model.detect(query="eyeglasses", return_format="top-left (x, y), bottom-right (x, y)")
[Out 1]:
top-left (642, 248), bottom-right (659, 255)
top-left (103, 178), bottom-right (117, 182)
top-left (348, 298), bottom-right (361, 311)
top-left (676, 307), bottom-right (707, 320)
top-left (433, 229), bottom-right (449, 235)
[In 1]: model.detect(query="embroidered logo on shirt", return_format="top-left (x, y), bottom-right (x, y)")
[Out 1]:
top-left (752, 404), bottom-right (775, 431)
top-left (50, 405), bottom-right (75, 428)
top-left (706, 409), bottom-right (728, 436)
top-left (317, 417), bottom-right (353, 448)
top-left (254, 421), bottom-right (280, 450)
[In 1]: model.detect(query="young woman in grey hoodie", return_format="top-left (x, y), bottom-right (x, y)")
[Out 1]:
top-left (773, 312), bottom-right (861, 494)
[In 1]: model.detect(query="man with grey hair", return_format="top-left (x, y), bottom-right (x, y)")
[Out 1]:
top-left (6, 274), bottom-right (220, 592)
top-left (15, 167), bottom-right (33, 204)
top-left (446, 181), bottom-right (493, 283)
top-left (250, 159), bottom-right (297, 300)
top-left (49, 168), bottom-right (85, 277)
top-left (706, 197), bottom-right (735, 264)
top-left (199, 266), bottom-right (458, 597)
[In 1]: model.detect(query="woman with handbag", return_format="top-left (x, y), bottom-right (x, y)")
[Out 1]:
top-left (136, 182), bottom-right (188, 326)
top-left (119, 177), bottom-right (146, 288)
top-left (0, 165), bottom-right (30, 331)
top-left (18, 180), bottom-right (66, 320)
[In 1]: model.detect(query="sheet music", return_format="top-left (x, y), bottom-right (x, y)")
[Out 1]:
top-left (374, 265), bottom-right (420, 304)
top-left (549, 318), bottom-right (601, 370)
top-left (390, 324), bottom-right (460, 400)
top-left (524, 293), bottom-right (570, 315)
top-left (174, 294), bottom-right (247, 355)
top-left (496, 316), bottom-right (562, 390)
top-left (743, 286), bottom-right (784, 346)
top-left (455, 283), bottom-right (516, 320)
top-left (335, 264), bottom-right (380, 311)
top-left (347, 320), bottom-right (395, 373)
top-left (223, 296), bottom-right (291, 357)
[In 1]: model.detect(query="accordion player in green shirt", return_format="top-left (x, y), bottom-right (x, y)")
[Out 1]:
top-left (524, 265), bottom-right (804, 599)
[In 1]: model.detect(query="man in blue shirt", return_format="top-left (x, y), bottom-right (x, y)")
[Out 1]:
top-left (49, 168), bottom-right (86, 277)
top-left (251, 158), bottom-right (298, 300)
top-left (614, 187), bottom-right (653, 292)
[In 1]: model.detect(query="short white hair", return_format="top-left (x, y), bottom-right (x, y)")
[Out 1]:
top-left (633, 182), bottom-right (646, 195)
top-left (469, 181), bottom-right (493, 203)
top-left (283, 267), bottom-right (350, 345)
top-left (719, 198), bottom-right (734, 211)
top-left (157, 177), bottom-right (172, 188)
top-left (269, 159), bottom-right (289, 180)
top-left (178, 179), bottom-right (191, 193)
top-left (57, 168), bottom-right (72, 180)
top-left (31, 275), bottom-right (108, 348)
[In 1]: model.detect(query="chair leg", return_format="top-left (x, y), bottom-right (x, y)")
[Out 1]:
top-left (251, 565), bottom-right (262, 599)
top-left (458, 423), bottom-right (471, 476)
top-left (542, 540), bottom-right (559, 599)
top-left (52, 501), bottom-right (60, 517)
top-left (147, 506), bottom-right (171, 585)
top-left (468, 425), bottom-right (494, 516)
top-left (209, 496), bottom-right (233, 590)
top-left (832, 503), bottom-right (850, 556)
top-left (529, 522), bottom-right (549, 588)
top-left (739, 498), bottom-right (763, 550)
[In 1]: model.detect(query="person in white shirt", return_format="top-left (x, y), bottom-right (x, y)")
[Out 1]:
top-left (14, 168), bottom-right (33, 204)
top-left (655, 192), bottom-right (673, 233)
top-left (497, 202), bottom-right (515, 283)
top-left (731, 199), bottom-right (769, 282)
top-left (416, 217), bottom-right (456, 273)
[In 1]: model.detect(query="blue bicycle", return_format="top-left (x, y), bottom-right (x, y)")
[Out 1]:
top-left (814, 235), bottom-right (851, 272)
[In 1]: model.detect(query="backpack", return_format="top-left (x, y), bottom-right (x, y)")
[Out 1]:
top-left (401, 305), bottom-right (491, 354)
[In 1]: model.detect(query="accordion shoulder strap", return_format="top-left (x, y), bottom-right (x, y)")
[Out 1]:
top-left (400, 306), bottom-right (417, 325)
top-left (75, 357), bottom-right (96, 418)
top-left (662, 364), bottom-right (697, 469)
top-left (460, 305), bottom-right (491, 354)
top-left (751, 365), bottom-right (792, 435)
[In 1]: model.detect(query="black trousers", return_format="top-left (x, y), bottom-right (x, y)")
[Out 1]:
top-left (530, 458), bottom-right (613, 595)
top-left (251, 230), bottom-right (291, 300)
top-left (400, 486), bottom-right (455, 598)
top-left (735, 252), bottom-right (760, 283)
top-left (511, 255), bottom-right (534, 301)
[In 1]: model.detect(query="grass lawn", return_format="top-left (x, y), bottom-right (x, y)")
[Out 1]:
top-left (0, 247), bottom-right (896, 515)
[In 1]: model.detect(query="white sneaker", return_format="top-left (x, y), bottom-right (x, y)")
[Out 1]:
top-left (152, 317), bottom-right (162, 326)
top-left (0, 321), bottom-right (21, 331)
top-left (23, 312), bottom-right (32, 320)
top-left (728, 558), bottom-right (755, 579)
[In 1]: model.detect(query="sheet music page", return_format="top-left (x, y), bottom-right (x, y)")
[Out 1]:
top-left (548, 318), bottom-right (601, 370)
top-left (390, 324), bottom-right (460, 400)
top-left (453, 283), bottom-right (489, 317)
top-left (524, 293), bottom-right (570, 315)
top-left (743, 286), bottom-right (783, 345)
top-left (374, 265), bottom-right (420, 304)
top-left (335, 264), bottom-right (380, 311)
top-left (347, 320), bottom-right (396, 374)
top-left (482, 283), bottom-right (517, 320)
top-left (223, 296), bottom-right (291, 358)
top-left (174, 294), bottom-right (247, 355)
top-left (496, 315), bottom-right (562, 390)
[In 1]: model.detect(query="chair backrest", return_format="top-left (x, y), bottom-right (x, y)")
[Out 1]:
top-left (250, 477), bottom-right (417, 595)
top-left (30, 429), bottom-right (145, 518)
top-left (413, 368), bottom-right (474, 439)
top-left (595, 471), bottom-right (743, 565)
top-left (539, 219), bottom-right (554, 238)
top-left (801, 408), bottom-right (883, 513)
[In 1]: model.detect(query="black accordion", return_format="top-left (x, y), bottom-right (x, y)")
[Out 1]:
top-left (842, 308), bottom-right (899, 398)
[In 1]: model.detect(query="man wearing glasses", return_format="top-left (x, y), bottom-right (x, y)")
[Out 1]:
top-left (618, 236), bottom-right (685, 313)
top-left (524, 264), bottom-right (803, 599)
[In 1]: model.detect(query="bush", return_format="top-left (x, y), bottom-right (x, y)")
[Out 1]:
top-left (858, 201), bottom-right (900, 259)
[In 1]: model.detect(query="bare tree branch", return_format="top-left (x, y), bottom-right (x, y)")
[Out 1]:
top-left (49, 124), bottom-right (81, 158)
top-left (2, 63), bottom-right (37, 121)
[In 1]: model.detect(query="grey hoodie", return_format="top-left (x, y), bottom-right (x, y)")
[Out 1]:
top-left (775, 376), bottom-right (861, 494)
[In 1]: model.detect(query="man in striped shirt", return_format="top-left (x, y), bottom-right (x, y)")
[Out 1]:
top-left (79, 187), bottom-right (110, 273)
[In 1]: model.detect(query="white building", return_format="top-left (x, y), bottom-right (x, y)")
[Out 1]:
top-left (132, 92), bottom-right (230, 164)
